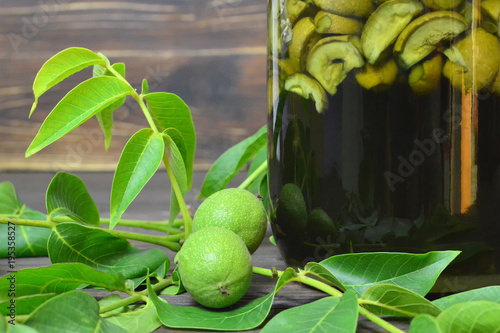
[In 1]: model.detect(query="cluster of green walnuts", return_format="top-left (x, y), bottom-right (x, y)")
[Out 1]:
top-left (176, 188), bottom-right (267, 309)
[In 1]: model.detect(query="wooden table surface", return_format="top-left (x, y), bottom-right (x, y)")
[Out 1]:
top-left (0, 171), bottom-right (411, 332)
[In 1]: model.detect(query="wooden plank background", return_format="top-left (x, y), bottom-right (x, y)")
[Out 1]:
top-left (0, 0), bottom-right (267, 171)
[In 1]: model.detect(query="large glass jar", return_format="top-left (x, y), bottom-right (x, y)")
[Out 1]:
top-left (267, 0), bottom-right (500, 282)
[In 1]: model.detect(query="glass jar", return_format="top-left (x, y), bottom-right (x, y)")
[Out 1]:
top-left (267, 0), bottom-right (500, 282)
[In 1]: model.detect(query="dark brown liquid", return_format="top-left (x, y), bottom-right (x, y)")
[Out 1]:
top-left (268, 73), bottom-right (500, 276)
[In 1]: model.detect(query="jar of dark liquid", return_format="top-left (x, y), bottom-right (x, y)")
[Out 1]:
top-left (267, 0), bottom-right (500, 286)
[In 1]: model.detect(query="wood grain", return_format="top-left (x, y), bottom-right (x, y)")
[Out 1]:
top-left (0, 0), bottom-right (267, 171)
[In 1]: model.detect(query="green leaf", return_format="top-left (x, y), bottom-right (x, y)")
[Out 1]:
top-left (48, 223), bottom-right (169, 282)
top-left (103, 299), bottom-right (162, 333)
top-left (315, 251), bottom-right (460, 296)
top-left (198, 125), bottom-right (267, 199)
top-left (433, 286), bottom-right (500, 310)
top-left (23, 291), bottom-right (127, 333)
top-left (0, 183), bottom-right (50, 258)
top-left (143, 92), bottom-right (195, 189)
top-left (129, 259), bottom-right (169, 288)
top-left (93, 62), bottom-right (127, 150)
top-left (261, 291), bottom-right (358, 333)
top-left (97, 97), bottom-right (125, 151)
top-left (248, 146), bottom-right (267, 194)
top-left (304, 262), bottom-right (346, 291)
top-left (92, 53), bottom-right (111, 76)
top-left (110, 129), bottom-right (164, 229)
top-left (141, 79), bottom-right (149, 95)
top-left (435, 301), bottom-right (500, 332)
top-left (46, 172), bottom-right (100, 225)
top-left (360, 284), bottom-right (442, 317)
top-left (163, 128), bottom-right (188, 174)
top-left (0, 263), bottom-right (129, 316)
top-left (163, 132), bottom-right (187, 224)
top-left (26, 76), bottom-right (134, 157)
top-left (410, 315), bottom-right (443, 333)
top-left (30, 47), bottom-right (106, 116)
top-left (160, 268), bottom-right (185, 296)
top-left (0, 209), bottom-right (51, 258)
top-left (0, 182), bottom-right (23, 214)
top-left (5, 323), bottom-right (39, 333)
top-left (148, 267), bottom-right (297, 331)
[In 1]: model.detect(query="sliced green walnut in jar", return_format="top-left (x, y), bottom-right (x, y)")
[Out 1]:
top-left (408, 53), bottom-right (443, 95)
top-left (314, 11), bottom-right (364, 35)
top-left (421, 0), bottom-right (464, 10)
top-left (289, 17), bottom-right (320, 73)
top-left (443, 28), bottom-right (500, 91)
top-left (360, 0), bottom-right (424, 65)
top-left (306, 37), bottom-right (365, 96)
top-left (491, 70), bottom-right (500, 96)
top-left (481, 0), bottom-right (500, 35)
top-left (285, 0), bottom-right (311, 25)
top-left (284, 73), bottom-right (328, 113)
top-left (355, 57), bottom-right (399, 92)
top-left (312, 0), bottom-right (374, 18)
top-left (394, 11), bottom-right (468, 70)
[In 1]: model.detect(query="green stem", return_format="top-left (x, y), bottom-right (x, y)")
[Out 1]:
top-left (0, 217), bottom-right (56, 229)
top-left (105, 64), bottom-right (159, 134)
top-left (12, 315), bottom-right (29, 324)
top-left (105, 229), bottom-right (182, 251)
top-left (134, 93), bottom-right (160, 133)
top-left (100, 277), bottom-right (174, 314)
top-left (51, 216), bottom-right (183, 234)
top-left (100, 293), bottom-right (148, 315)
top-left (358, 307), bottom-right (407, 333)
top-left (252, 266), bottom-right (279, 278)
top-left (0, 217), bottom-right (182, 252)
top-left (163, 153), bottom-right (193, 238)
top-left (297, 274), bottom-right (343, 298)
top-left (238, 160), bottom-right (268, 190)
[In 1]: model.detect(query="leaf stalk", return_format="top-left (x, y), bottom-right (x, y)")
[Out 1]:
top-left (163, 153), bottom-right (193, 238)
top-left (238, 160), bottom-right (268, 190)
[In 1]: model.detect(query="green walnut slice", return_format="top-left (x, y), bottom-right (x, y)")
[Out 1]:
top-left (482, 0), bottom-right (500, 21)
top-left (481, 0), bottom-right (500, 34)
top-left (313, 0), bottom-right (374, 18)
top-left (314, 11), bottom-right (364, 35)
top-left (361, 0), bottom-right (423, 65)
top-left (421, 0), bottom-right (464, 10)
top-left (284, 73), bottom-right (328, 113)
top-left (286, 0), bottom-right (310, 25)
top-left (355, 57), bottom-right (399, 91)
top-left (394, 11), bottom-right (467, 69)
top-left (443, 28), bottom-right (500, 91)
top-left (289, 17), bottom-right (320, 73)
top-left (408, 53), bottom-right (443, 95)
top-left (441, 46), bottom-right (468, 71)
top-left (306, 37), bottom-right (364, 95)
top-left (491, 71), bottom-right (500, 96)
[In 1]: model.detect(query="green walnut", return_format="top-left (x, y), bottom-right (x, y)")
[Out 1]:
top-left (307, 208), bottom-right (339, 243)
top-left (275, 183), bottom-right (308, 235)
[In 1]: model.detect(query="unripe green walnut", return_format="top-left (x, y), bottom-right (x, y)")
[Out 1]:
top-left (193, 188), bottom-right (267, 254)
top-left (275, 183), bottom-right (308, 235)
top-left (307, 208), bottom-right (339, 242)
top-left (177, 227), bottom-right (253, 309)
